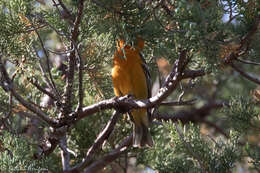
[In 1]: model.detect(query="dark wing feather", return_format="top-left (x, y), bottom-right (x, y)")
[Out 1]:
top-left (140, 53), bottom-right (152, 120)
top-left (139, 53), bottom-right (151, 98)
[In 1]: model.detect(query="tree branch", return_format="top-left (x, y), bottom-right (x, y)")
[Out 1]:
top-left (182, 69), bottom-right (206, 79)
top-left (203, 120), bottom-right (229, 138)
top-left (160, 98), bottom-right (197, 106)
top-left (67, 111), bottom-right (121, 173)
top-left (55, 0), bottom-right (74, 22)
top-left (230, 63), bottom-right (260, 85)
top-left (33, 46), bottom-right (54, 91)
top-left (0, 56), bottom-right (57, 127)
top-left (235, 58), bottom-right (260, 66)
top-left (239, 16), bottom-right (260, 50)
top-left (76, 44), bottom-right (84, 112)
top-left (27, 77), bottom-right (56, 101)
top-left (33, 26), bottom-right (60, 98)
top-left (60, 135), bottom-right (71, 171)
top-left (84, 136), bottom-right (132, 173)
top-left (153, 101), bottom-right (227, 124)
top-left (63, 0), bottom-right (85, 115)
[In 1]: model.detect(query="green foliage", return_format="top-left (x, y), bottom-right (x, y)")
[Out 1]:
top-left (223, 96), bottom-right (259, 133)
top-left (0, 131), bottom-right (61, 172)
top-left (138, 123), bottom-right (242, 173)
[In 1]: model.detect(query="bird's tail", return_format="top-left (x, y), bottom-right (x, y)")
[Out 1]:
top-left (131, 109), bottom-right (153, 148)
top-left (133, 123), bottom-right (153, 147)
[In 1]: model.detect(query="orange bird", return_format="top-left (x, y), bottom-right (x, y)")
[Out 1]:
top-left (111, 37), bottom-right (153, 147)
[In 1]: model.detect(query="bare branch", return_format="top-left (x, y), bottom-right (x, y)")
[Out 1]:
top-left (160, 98), bottom-right (197, 106)
top-left (60, 135), bottom-right (70, 171)
top-left (203, 120), bottom-right (229, 138)
top-left (230, 63), bottom-right (260, 85)
top-left (153, 101), bottom-right (227, 124)
top-left (68, 136), bottom-right (132, 173)
top-left (67, 111), bottom-right (121, 172)
top-left (47, 48), bottom-right (74, 55)
top-left (27, 77), bottom-right (56, 101)
top-left (34, 137), bottom-right (60, 159)
top-left (33, 26), bottom-right (59, 98)
top-left (64, 0), bottom-right (85, 115)
top-left (236, 58), bottom-right (260, 66)
top-left (76, 44), bottom-right (84, 112)
top-left (55, 0), bottom-right (74, 22)
top-left (84, 138), bottom-right (131, 173)
top-left (182, 69), bottom-right (206, 79)
top-left (24, 24), bottom-right (47, 33)
top-left (33, 46), bottom-right (54, 90)
top-left (0, 56), bottom-right (57, 127)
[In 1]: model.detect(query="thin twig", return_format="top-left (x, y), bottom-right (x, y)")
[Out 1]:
top-left (24, 24), bottom-right (47, 33)
top-left (84, 147), bottom-right (128, 173)
top-left (34, 27), bottom-right (59, 97)
top-left (0, 56), bottom-right (57, 127)
top-left (236, 58), bottom-right (260, 66)
top-left (27, 77), bottom-right (56, 100)
top-left (7, 93), bottom-right (13, 118)
top-left (33, 46), bottom-right (53, 90)
top-left (178, 83), bottom-right (185, 102)
top-left (47, 48), bottom-right (74, 55)
top-left (203, 120), bottom-right (229, 138)
top-left (56, 0), bottom-right (74, 21)
top-left (76, 43), bottom-right (84, 112)
top-left (160, 98), bottom-right (197, 106)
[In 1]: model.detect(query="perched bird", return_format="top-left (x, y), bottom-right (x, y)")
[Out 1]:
top-left (111, 37), bottom-right (153, 147)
